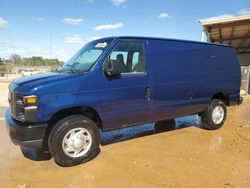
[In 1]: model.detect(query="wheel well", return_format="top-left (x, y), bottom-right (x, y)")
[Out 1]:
top-left (212, 92), bottom-right (229, 105)
top-left (43, 106), bottom-right (102, 150)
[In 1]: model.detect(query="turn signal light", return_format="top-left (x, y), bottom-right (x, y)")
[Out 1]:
top-left (23, 96), bottom-right (37, 104)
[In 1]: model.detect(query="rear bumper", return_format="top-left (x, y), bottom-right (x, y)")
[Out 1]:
top-left (228, 93), bottom-right (243, 106)
top-left (238, 97), bottom-right (243, 105)
top-left (5, 108), bottom-right (47, 149)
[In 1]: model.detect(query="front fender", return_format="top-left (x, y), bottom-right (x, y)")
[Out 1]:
top-left (35, 90), bottom-right (102, 122)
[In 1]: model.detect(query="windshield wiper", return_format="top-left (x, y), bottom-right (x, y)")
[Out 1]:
top-left (69, 69), bottom-right (82, 73)
top-left (60, 69), bottom-right (82, 74)
top-left (65, 62), bottom-right (80, 67)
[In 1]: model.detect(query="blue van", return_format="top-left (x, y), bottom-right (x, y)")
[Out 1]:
top-left (5, 36), bottom-right (243, 166)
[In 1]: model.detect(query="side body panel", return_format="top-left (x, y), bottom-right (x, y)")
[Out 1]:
top-left (149, 39), bottom-right (241, 121)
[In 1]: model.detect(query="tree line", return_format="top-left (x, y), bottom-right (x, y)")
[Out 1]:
top-left (0, 58), bottom-right (4, 65)
top-left (1, 54), bottom-right (64, 66)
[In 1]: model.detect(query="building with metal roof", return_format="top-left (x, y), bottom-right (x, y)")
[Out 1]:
top-left (200, 15), bottom-right (250, 93)
top-left (200, 15), bottom-right (250, 65)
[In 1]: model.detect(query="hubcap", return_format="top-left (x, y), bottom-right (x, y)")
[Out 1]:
top-left (212, 106), bottom-right (224, 124)
top-left (62, 127), bottom-right (92, 158)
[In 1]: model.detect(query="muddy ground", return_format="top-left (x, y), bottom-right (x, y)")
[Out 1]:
top-left (0, 82), bottom-right (249, 188)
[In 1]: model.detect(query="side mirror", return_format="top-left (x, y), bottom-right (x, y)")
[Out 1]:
top-left (105, 59), bottom-right (122, 76)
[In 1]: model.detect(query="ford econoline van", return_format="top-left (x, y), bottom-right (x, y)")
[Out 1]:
top-left (5, 36), bottom-right (243, 166)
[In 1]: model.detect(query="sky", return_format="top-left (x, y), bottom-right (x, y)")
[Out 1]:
top-left (0, 0), bottom-right (249, 61)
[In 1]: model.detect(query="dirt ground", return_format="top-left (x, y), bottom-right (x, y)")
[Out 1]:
top-left (0, 82), bottom-right (250, 188)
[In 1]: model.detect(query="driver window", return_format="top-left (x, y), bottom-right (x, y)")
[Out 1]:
top-left (109, 41), bottom-right (145, 74)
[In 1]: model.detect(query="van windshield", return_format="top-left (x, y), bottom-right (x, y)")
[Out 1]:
top-left (61, 38), bottom-right (113, 73)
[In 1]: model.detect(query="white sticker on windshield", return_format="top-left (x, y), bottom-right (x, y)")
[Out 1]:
top-left (95, 42), bottom-right (107, 48)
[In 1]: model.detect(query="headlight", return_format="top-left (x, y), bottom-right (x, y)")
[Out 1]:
top-left (14, 95), bottom-right (38, 122)
top-left (16, 96), bottom-right (24, 106)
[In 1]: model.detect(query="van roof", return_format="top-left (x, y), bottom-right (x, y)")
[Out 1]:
top-left (99, 36), bottom-right (233, 48)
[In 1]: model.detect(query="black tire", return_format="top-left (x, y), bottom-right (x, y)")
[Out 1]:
top-left (201, 99), bottom-right (227, 130)
top-left (154, 119), bottom-right (176, 133)
top-left (48, 115), bottom-right (100, 167)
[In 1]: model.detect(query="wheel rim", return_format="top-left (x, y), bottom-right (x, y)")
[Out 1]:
top-left (212, 106), bottom-right (224, 124)
top-left (62, 127), bottom-right (92, 158)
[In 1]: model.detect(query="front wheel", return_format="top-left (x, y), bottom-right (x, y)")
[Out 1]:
top-left (48, 115), bottom-right (100, 167)
top-left (201, 99), bottom-right (227, 130)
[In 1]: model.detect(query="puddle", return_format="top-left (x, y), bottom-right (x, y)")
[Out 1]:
top-left (101, 115), bottom-right (201, 145)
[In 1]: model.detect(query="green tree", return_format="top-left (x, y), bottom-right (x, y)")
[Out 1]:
top-left (0, 58), bottom-right (4, 65)
top-left (10, 54), bottom-right (22, 66)
top-left (22, 56), bottom-right (64, 66)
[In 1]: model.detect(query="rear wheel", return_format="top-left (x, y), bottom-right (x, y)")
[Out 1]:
top-left (48, 115), bottom-right (100, 167)
top-left (201, 99), bottom-right (227, 130)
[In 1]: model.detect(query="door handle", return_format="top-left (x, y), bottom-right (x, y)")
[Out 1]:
top-left (145, 87), bottom-right (151, 101)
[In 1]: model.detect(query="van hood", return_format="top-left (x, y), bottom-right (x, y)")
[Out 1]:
top-left (12, 72), bottom-right (83, 95)
top-left (13, 72), bottom-right (78, 87)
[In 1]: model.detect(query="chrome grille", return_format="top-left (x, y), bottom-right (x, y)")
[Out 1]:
top-left (9, 91), bottom-right (22, 120)
top-left (8, 82), bottom-right (37, 122)
top-left (10, 91), bottom-right (16, 117)
top-left (8, 83), bottom-right (26, 122)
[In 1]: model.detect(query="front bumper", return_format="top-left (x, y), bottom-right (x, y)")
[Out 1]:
top-left (5, 108), bottom-right (47, 148)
